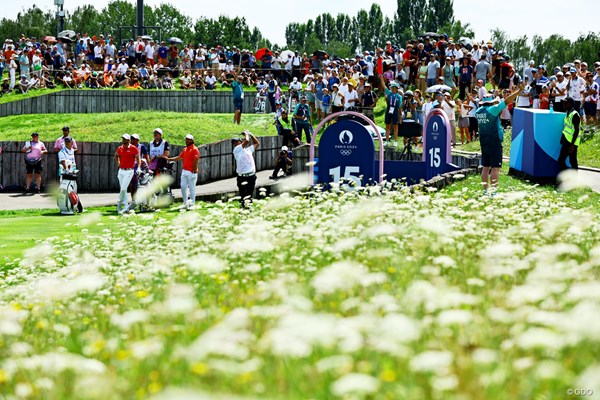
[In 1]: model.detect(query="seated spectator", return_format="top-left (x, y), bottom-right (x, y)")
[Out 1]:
top-left (205, 70), bottom-right (217, 89)
top-left (147, 70), bottom-right (158, 89)
top-left (1, 78), bottom-right (11, 95)
top-left (18, 76), bottom-right (30, 93)
top-left (88, 72), bottom-right (99, 88)
top-left (193, 71), bottom-right (204, 90)
top-left (275, 109), bottom-right (300, 147)
top-left (179, 69), bottom-right (192, 89)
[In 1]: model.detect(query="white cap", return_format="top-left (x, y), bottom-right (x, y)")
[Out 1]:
top-left (131, 133), bottom-right (140, 140)
top-left (154, 128), bottom-right (163, 135)
top-left (281, 146), bottom-right (288, 151)
top-left (185, 133), bottom-right (194, 141)
top-left (122, 134), bottom-right (131, 140)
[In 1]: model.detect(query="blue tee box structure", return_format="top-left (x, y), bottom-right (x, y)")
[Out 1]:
top-left (510, 108), bottom-right (567, 181)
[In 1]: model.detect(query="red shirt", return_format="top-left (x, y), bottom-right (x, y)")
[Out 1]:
top-left (181, 144), bottom-right (200, 172)
top-left (117, 144), bottom-right (139, 169)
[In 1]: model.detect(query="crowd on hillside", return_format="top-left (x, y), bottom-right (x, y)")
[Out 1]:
top-left (1, 31), bottom-right (599, 138)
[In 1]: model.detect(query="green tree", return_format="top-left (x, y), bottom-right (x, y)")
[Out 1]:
top-left (424, 0), bottom-right (454, 33)
top-left (152, 3), bottom-right (193, 43)
top-left (408, 0), bottom-right (427, 38)
top-left (68, 5), bottom-right (102, 37)
top-left (367, 4), bottom-right (384, 49)
top-left (439, 19), bottom-right (474, 42)
top-left (0, 6), bottom-right (56, 40)
top-left (99, 1), bottom-right (136, 41)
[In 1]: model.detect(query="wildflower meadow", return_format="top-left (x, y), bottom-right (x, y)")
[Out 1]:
top-left (1, 174), bottom-right (599, 400)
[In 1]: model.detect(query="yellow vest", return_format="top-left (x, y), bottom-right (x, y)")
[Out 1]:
top-left (562, 110), bottom-right (580, 147)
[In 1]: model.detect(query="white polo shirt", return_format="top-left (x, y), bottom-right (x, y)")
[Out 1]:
top-left (233, 145), bottom-right (255, 175)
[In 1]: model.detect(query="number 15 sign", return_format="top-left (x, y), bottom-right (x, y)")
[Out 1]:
top-left (316, 118), bottom-right (376, 188)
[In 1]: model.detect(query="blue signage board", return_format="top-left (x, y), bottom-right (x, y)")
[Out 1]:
top-left (317, 119), bottom-right (375, 187)
top-left (423, 110), bottom-right (452, 181)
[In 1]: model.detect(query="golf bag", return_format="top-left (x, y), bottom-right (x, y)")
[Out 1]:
top-left (57, 172), bottom-right (83, 215)
top-left (134, 162), bottom-right (174, 212)
top-left (254, 92), bottom-right (266, 114)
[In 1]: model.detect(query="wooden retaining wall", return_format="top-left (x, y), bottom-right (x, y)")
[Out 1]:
top-left (0, 90), bottom-right (263, 117)
top-left (0, 136), bottom-right (282, 192)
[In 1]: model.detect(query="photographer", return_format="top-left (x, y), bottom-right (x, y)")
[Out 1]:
top-left (269, 146), bottom-right (292, 180)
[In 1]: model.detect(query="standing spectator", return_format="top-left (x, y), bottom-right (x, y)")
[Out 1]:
top-left (474, 54), bottom-right (491, 84)
top-left (22, 132), bottom-right (48, 193)
top-left (442, 92), bottom-right (457, 146)
top-left (361, 83), bottom-right (378, 121)
top-left (114, 134), bottom-right (140, 214)
top-left (517, 77), bottom-right (532, 108)
top-left (558, 97), bottom-right (580, 171)
top-left (54, 126), bottom-right (78, 153)
top-left (551, 72), bottom-right (568, 112)
top-left (458, 57), bottom-right (474, 100)
top-left (166, 134), bottom-right (200, 210)
top-left (291, 51), bottom-right (302, 80)
top-left (321, 87), bottom-right (332, 117)
top-left (232, 71), bottom-right (244, 125)
top-left (456, 99), bottom-right (472, 145)
top-left (583, 73), bottom-right (598, 129)
top-left (157, 42), bottom-right (168, 67)
top-left (475, 85), bottom-right (523, 194)
top-left (8, 54), bottom-right (17, 89)
top-left (343, 82), bottom-right (359, 111)
top-left (293, 96), bottom-right (313, 143)
top-left (18, 51), bottom-right (30, 79)
top-left (232, 130), bottom-right (259, 207)
top-left (523, 60), bottom-right (536, 83)
top-left (442, 58), bottom-right (456, 97)
top-left (426, 54), bottom-right (440, 88)
top-left (567, 69), bottom-right (585, 114)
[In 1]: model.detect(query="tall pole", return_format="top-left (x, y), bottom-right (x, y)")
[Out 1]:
top-left (137, 0), bottom-right (144, 36)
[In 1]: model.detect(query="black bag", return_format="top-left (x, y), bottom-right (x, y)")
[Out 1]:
top-left (25, 157), bottom-right (41, 165)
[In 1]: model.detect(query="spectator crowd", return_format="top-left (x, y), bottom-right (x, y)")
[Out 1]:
top-left (2, 31), bottom-right (599, 146)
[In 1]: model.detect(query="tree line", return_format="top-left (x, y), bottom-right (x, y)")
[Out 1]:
top-left (0, 1), bottom-right (271, 51)
top-left (1, 0), bottom-right (598, 68)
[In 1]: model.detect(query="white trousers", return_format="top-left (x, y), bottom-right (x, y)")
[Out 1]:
top-left (117, 169), bottom-right (134, 209)
top-left (9, 69), bottom-right (15, 89)
top-left (181, 170), bottom-right (198, 206)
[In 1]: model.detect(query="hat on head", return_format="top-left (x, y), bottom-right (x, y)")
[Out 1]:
top-left (122, 134), bottom-right (131, 140)
top-left (131, 134), bottom-right (140, 140)
top-left (185, 133), bottom-right (194, 141)
top-left (31, 132), bottom-right (39, 137)
top-left (481, 95), bottom-right (496, 105)
top-left (231, 137), bottom-right (242, 144)
top-left (281, 146), bottom-right (288, 151)
top-left (301, 95), bottom-right (307, 100)
top-left (390, 82), bottom-right (399, 88)
top-left (64, 136), bottom-right (72, 143)
top-left (62, 126), bottom-right (70, 131)
top-left (154, 128), bottom-right (163, 135)
top-left (347, 81), bottom-right (354, 86)
top-left (364, 83), bottom-right (371, 87)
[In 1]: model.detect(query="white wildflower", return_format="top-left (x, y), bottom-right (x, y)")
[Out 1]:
top-left (330, 373), bottom-right (380, 397)
top-left (110, 310), bottom-right (150, 330)
top-left (410, 350), bottom-right (454, 374)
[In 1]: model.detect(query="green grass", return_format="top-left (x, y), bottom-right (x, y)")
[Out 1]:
top-left (0, 111), bottom-right (278, 144)
top-left (0, 87), bottom-right (63, 105)
top-left (460, 127), bottom-right (600, 169)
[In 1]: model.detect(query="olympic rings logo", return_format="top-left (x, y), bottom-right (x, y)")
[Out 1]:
top-left (340, 150), bottom-right (352, 156)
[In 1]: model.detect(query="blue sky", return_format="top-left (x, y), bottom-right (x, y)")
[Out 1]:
top-left (3, 0), bottom-right (598, 46)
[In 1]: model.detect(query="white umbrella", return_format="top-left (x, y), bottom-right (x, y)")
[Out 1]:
top-left (280, 50), bottom-right (294, 60)
top-left (426, 84), bottom-right (451, 93)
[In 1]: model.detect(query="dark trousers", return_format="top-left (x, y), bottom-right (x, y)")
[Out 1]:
top-left (295, 122), bottom-right (312, 143)
top-left (459, 81), bottom-right (471, 100)
top-left (237, 174), bottom-right (256, 206)
top-left (272, 159), bottom-right (291, 177)
top-left (558, 138), bottom-right (578, 171)
top-left (267, 92), bottom-right (276, 112)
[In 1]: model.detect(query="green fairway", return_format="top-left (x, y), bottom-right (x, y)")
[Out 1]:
top-left (0, 111), bottom-right (278, 144)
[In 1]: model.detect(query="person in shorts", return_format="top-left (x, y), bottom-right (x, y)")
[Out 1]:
top-left (321, 88), bottom-right (331, 117)
top-left (22, 132), bottom-right (48, 193)
top-left (475, 85), bottom-right (524, 194)
top-left (232, 72), bottom-right (244, 124)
